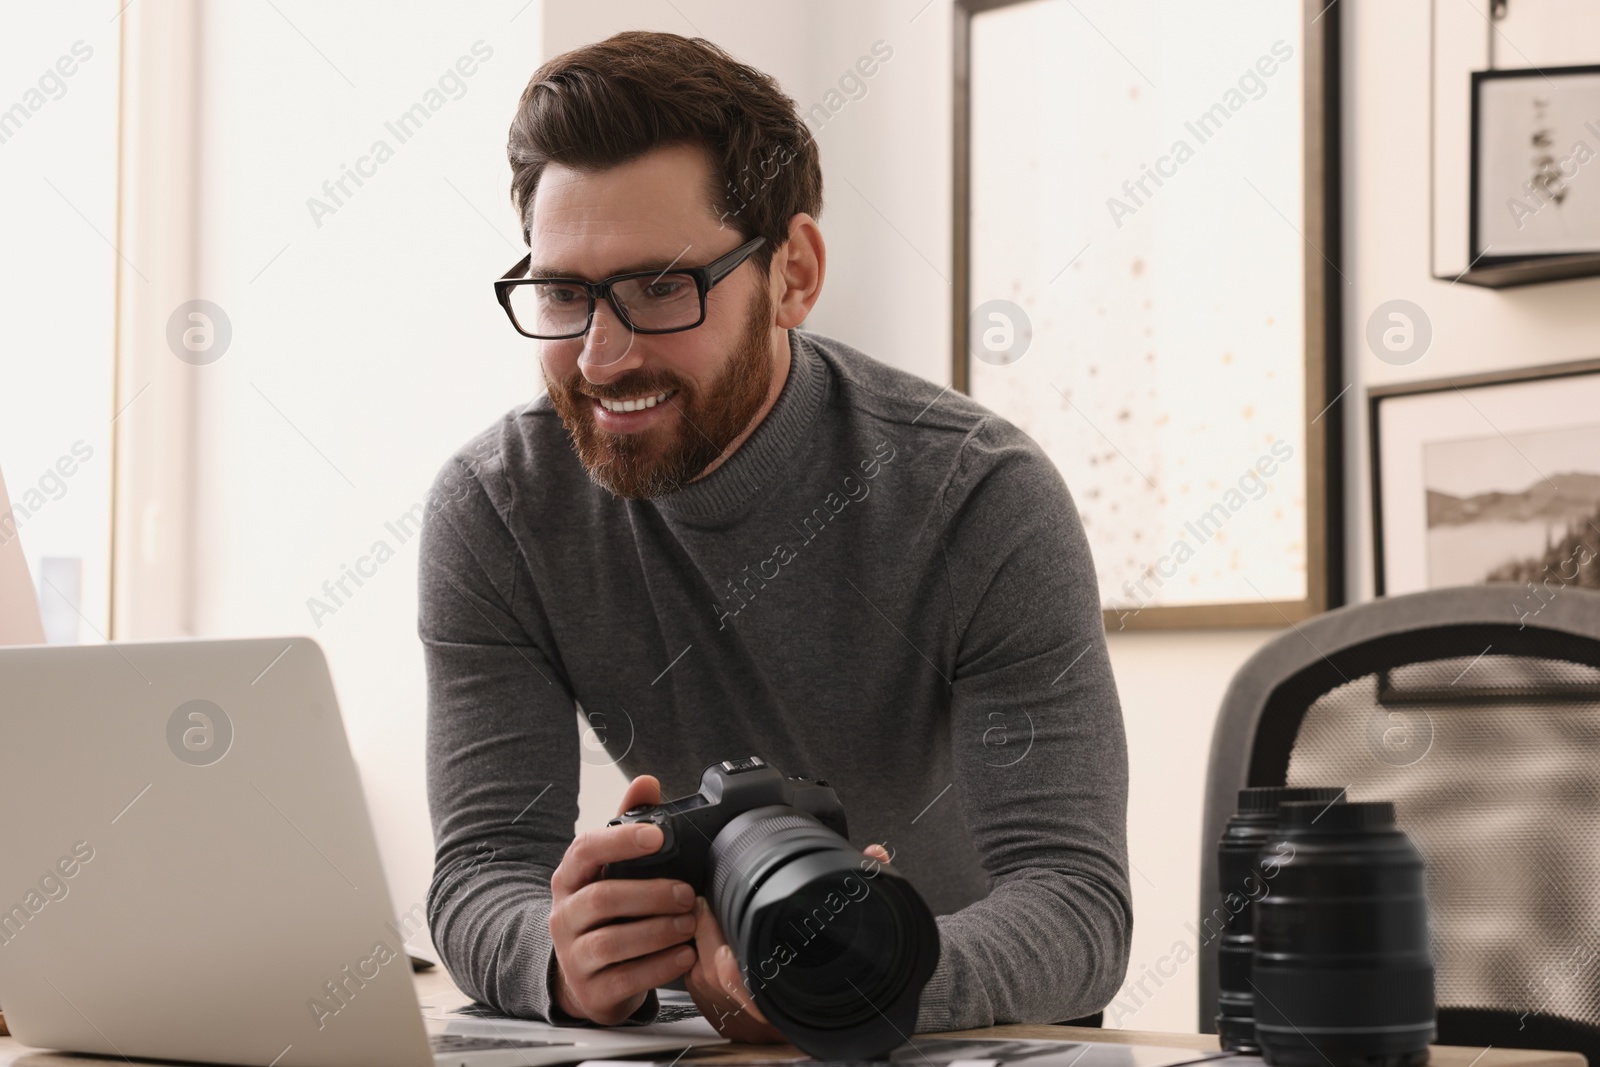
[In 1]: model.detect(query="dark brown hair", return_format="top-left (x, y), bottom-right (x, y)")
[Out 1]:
top-left (506, 31), bottom-right (822, 277)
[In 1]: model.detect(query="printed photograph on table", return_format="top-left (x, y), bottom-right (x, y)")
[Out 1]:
top-left (1370, 357), bottom-right (1600, 597)
top-left (953, 0), bottom-right (1343, 629)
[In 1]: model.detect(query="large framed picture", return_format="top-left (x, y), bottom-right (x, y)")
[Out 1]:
top-left (1370, 358), bottom-right (1600, 597)
top-left (952, 0), bottom-right (1343, 629)
top-left (1470, 64), bottom-right (1600, 273)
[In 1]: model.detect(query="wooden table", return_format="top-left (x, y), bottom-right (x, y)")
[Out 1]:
top-left (0, 968), bottom-right (1585, 1067)
top-left (412, 968), bottom-right (1587, 1067)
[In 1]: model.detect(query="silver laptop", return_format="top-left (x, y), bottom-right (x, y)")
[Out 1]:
top-left (0, 637), bottom-right (725, 1067)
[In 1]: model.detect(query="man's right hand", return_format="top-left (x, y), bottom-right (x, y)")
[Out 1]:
top-left (548, 774), bottom-right (698, 1024)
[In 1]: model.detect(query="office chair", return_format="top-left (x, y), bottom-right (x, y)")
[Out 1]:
top-left (1198, 585), bottom-right (1600, 1063)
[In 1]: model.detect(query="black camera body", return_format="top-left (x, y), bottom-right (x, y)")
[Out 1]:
top-left (601, 756), bottom-right (939, 1061)
top-left (603, 755), bottom-right (846, 888)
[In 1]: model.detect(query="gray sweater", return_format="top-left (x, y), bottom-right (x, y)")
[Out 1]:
top-left (419, 327), bottom-right (1132, 1034)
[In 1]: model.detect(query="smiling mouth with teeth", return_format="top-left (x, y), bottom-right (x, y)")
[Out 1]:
top-left (596, 389), bottom-right (677, 413)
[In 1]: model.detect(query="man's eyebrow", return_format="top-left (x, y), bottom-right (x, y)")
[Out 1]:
top-left (524, 260), bottom-right (682, 280)
top-left (525, 244), bottom-right (697, 281)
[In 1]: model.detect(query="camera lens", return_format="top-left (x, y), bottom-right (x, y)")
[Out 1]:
top-left (1216, 786), bottom-right (1346, 1052)
top-left (707, 805), bottom-right (939, 1060)
top-left (757, 869), bottom-right (911, 1017)
top-left (1253, 800), bottom-right (1435, 1067)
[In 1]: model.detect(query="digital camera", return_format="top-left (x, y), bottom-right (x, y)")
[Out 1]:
top-left (603, 756), bottom-right (939, 1059)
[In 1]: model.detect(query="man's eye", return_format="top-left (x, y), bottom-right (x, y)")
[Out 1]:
top-left (543, 285), bottom-right (583, 304)
top-left (643, 280), bottom-right (685, 299)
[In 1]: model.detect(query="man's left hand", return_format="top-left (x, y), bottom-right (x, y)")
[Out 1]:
top-left (683, 843), bottom-right (892, 1042)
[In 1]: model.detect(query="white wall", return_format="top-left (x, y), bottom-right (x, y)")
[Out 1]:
top-left (181, 2), bottom-right (546, 946)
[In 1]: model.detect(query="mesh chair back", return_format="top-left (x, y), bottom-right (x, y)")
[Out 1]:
top-left (1199, 585), bottom-right (1600, 1062)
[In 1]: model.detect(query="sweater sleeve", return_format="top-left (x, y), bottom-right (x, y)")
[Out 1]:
top-left (914, 418), bottom-right (1133, 1033)
top-left (419, 451), bottom-right (659, 1026)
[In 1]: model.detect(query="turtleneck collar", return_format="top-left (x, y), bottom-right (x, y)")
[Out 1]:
top-left (649, 327), bottom-right (831, 527)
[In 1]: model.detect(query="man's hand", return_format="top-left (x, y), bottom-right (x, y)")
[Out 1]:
top-left (548, 775), bottom-right (698, 1024)
top-left (683, 843), bottom-right (892, 1042)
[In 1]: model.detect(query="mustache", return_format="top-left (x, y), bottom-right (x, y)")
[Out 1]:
top-left (568, 377), bottom-right (683, 401)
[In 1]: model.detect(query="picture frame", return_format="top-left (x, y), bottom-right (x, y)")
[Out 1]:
top-left (1370, 357), bottom-right (1600, 598)
top-left (1467, 64), bottom-right (1600, 286)
top-left (951, 0), bottom-right (1344, 630)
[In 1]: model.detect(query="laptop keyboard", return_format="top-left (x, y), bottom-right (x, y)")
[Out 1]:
top-left (430, 1034), bottom-right (577, 1052)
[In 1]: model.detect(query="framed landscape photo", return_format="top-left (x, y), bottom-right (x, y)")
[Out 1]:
top-left (952, 0), bottom-right (1344, 629)
top-left (1370, 358), bottom-right (1600, 597)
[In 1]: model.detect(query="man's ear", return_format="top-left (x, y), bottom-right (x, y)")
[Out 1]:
top-left (771, 213), bottom-right (824, 329)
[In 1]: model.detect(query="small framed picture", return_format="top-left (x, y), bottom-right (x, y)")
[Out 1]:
top-left (1370, 358), bottom-right (1600, 597)
top-left (1471, 64), bottom-right (1600, 263)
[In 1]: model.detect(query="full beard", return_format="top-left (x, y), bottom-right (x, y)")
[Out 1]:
top-left (543, 282), bottom-right (776, 500)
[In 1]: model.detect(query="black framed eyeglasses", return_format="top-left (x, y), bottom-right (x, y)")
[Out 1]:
top-left (494, 235), bottom-right (767, 340)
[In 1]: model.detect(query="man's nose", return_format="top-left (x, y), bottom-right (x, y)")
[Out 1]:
top-left (578, 298), bottom-right (641, 381)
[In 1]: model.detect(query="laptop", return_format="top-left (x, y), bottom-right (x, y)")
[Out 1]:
top-left (0, 636), bottom-right (727, 1067)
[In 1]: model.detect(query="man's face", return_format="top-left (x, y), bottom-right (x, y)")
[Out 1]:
top-left (526, 142), bottom-right (778, 499)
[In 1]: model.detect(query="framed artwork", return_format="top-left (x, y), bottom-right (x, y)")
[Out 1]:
top-left (1370, 358), bottom-right (1600, 597)
top-left (1430, 0), bottom-right (1600, 288)
top-left (952, 0), bottom-right (1343, 629)
top-left (1469, 64), bottom-right (1600, 280)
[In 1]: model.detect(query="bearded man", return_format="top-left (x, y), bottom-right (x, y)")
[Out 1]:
top-left (419, 29), bottom-right (1131, 1041)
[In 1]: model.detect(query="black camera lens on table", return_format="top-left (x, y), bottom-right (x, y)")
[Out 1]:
top-left (1252, 800), bottom-right (1436, 1067)
top-left (1216, 786), bottom-right (1348, 1052)
top-left (601, 755), bottom-right (940, 1060)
